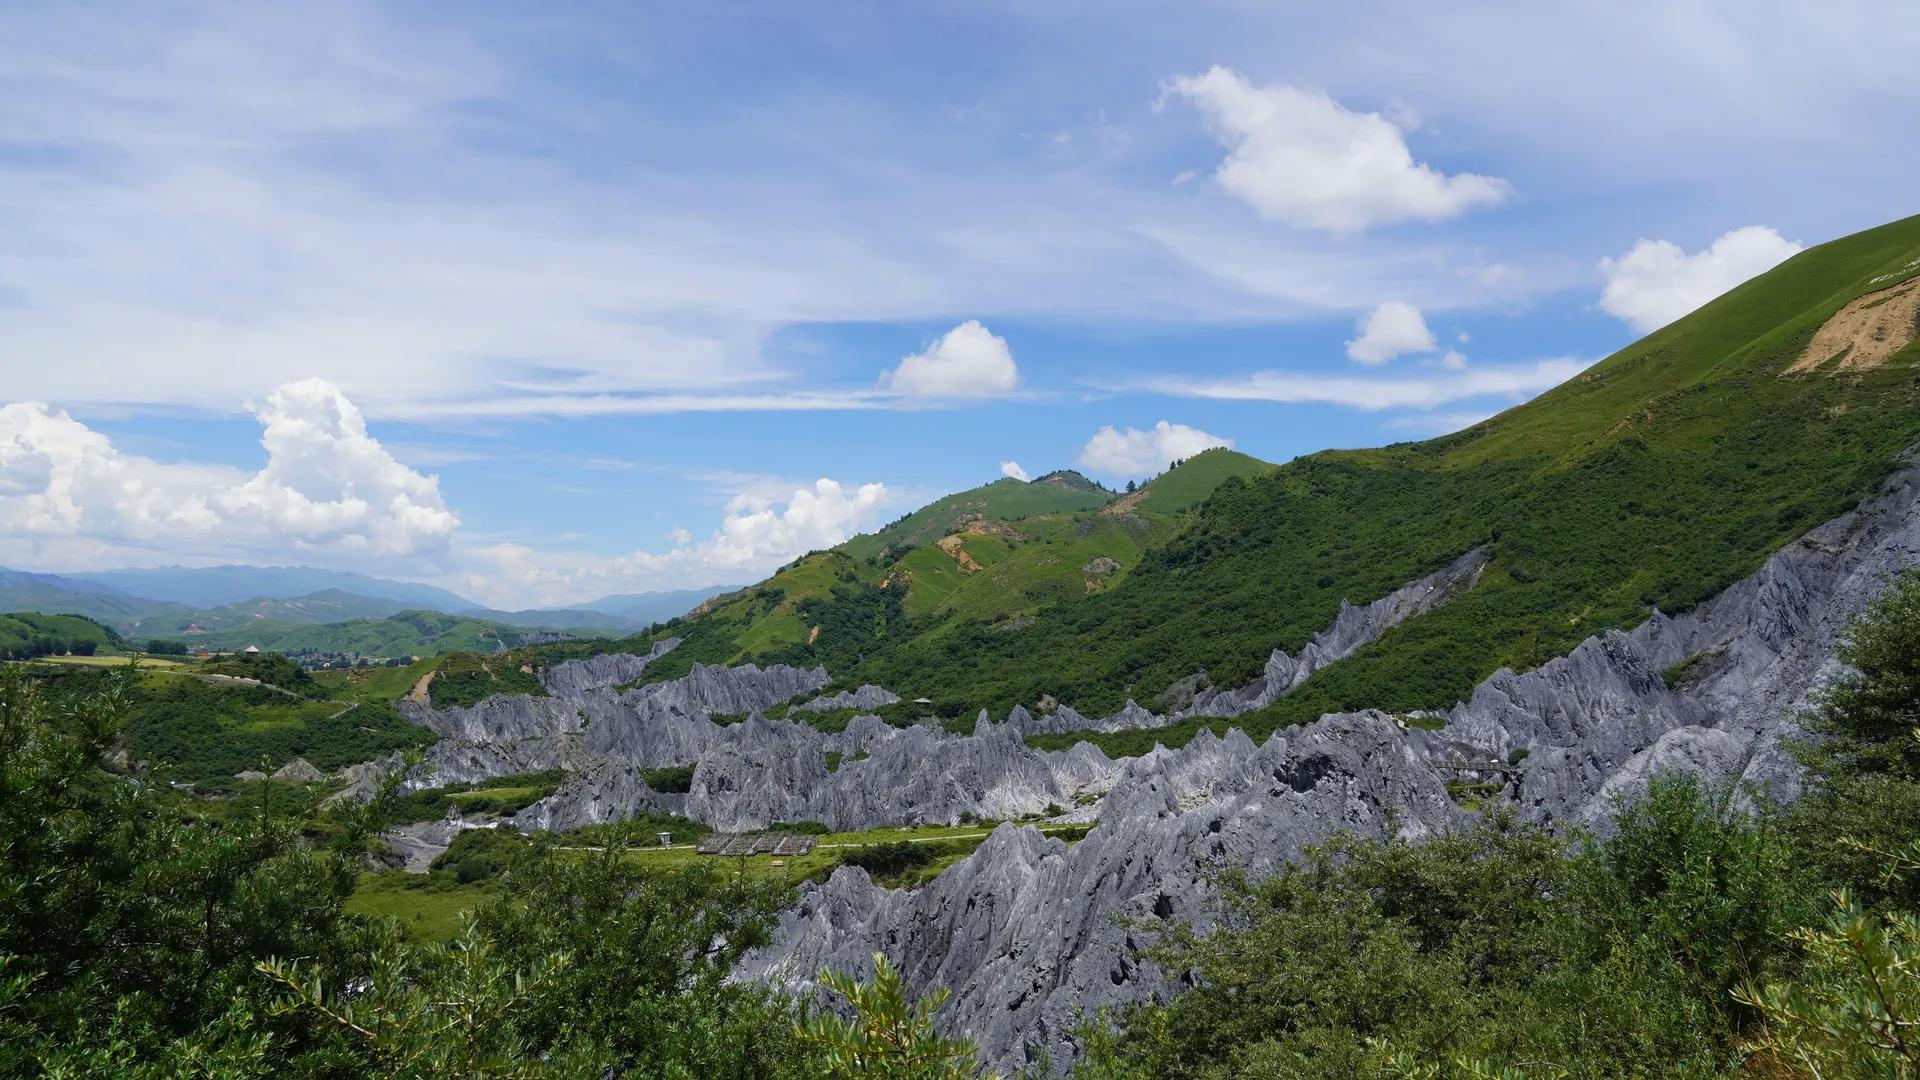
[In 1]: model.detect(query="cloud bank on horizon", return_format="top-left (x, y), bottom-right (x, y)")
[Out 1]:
top-left (0, 380), bottom-right (896, 608)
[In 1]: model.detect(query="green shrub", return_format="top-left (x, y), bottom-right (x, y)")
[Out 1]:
top-left (795, 952), bottom-right (982, 1079)
top-left (840, 841), bottom-right (933, 880)
top-left (387, 770), bottom-right (567, 824)
top-left (772, 820), bottom-right (830, 835)
top-left (429, 827), bottom-right (529, 882)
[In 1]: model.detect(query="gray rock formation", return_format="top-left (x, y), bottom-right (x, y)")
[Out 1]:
top-left (745, 715), bottom-right (1459, 1070)
top-left (270, 757), bottom-right (325, 782)
top-left (681, 713), bottom-right (1120, 831)
top-left (537, 638), bottom-right (680, 696)
top-left (382, 818), bottom-right (469, 873)
top-left (1421, 457), bottom-right (1920, 828)
top-left (791, 685), bottom-right (901, 713)
top-left (742, 458), bottom-right (1920, 1071)
top-left (399, 660), bottom-right (831, 788)
top-left (1002, 544), bottom-right (1489, 735)
top-left (1188, 545), bottom-right (1489, 716)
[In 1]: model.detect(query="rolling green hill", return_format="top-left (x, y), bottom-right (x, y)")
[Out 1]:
top-left (124, 588), bottom-right (415, 641)
top-left (0, 612), bottom-right (121, 659)
top-left (842, 476), bottom-right (1114, 561)
top-left (28, 659), bottom-right (437, 784)
top-left (1121, 448), bottom-right (1278, 514)
top-left (1029, 469), bottom-right (1110, 494)
top-left (191, 610), bottom-right (610, 657)
top-left (626, 213), bottom-right (1920, 749)
top-left (578, 449), bottom-right (1277, 684)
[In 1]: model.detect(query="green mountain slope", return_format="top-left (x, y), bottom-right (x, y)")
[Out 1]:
top-left (29, 657), bottom-right (438, 783)
top-left (644, 213), bottom-right (1920, 745)
top-left (0, 612), bottom-right (121, 658)
top-left (605, 451), bottom-right (1276, 682)
top-left (842, 477), bottom-right (1113, 561)
top-left (1122, 448), bottom-right (1278, 514)
top-left (124, 588), bottom-right (414, 640)
top-left (1030, 469), bottom-right (1110, 494)
top-left (191, 610), bottom-right (609, 656)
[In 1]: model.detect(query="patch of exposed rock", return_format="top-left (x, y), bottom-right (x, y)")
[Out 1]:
top-left (271, 757), bottom-right (325, 783)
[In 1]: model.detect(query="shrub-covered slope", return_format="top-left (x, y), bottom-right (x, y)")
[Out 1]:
top-left (899, 216), bottom-right (1920, 735)
top-left (644, 214), bottom-right (1920, 742)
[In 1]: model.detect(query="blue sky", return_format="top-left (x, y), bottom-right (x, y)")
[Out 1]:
top-left (1, 2), bottom-right (1917, 607)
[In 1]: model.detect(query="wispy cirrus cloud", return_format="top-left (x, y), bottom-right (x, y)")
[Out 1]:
top-left (1120, 358), bottom-right (1590, 412)
top-left (0, 4), bottom-right (1573, 424)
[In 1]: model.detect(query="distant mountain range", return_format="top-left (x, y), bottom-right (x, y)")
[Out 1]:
top-left (0, 565), bottom-right (739, 653)
top-left (563, 587), bottom-right (740, 625)
top-left (63, 565), bottom-right (484, 612)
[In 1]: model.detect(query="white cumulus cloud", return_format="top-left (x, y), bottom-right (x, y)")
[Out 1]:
top-left (1346, 301), bottom-right (1438, 364)
top-left (223, 379), bottom-right (460, 557)
top-left (703, 479), bottom-right (891, 569)
top-left (1163, 66), bottom-right (1511, 233)
top-left (1078, 421), bottom-right (1233, 478)
top-left (1000, 460), bottom-right (1029, 481)
top-left (1598, 226), bottom-right (1803, 334)
top-left (881, 320), bottom-right (1019, 398)
top-left (464, 477), bottom-right (892, 608)
top-left (0, 379), bottom-right (457, 568)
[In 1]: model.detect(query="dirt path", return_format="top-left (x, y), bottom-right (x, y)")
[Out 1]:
top-left (406, 669), bottom-right (436, 705)
top-left (185, 672), bottom-right (300, 699)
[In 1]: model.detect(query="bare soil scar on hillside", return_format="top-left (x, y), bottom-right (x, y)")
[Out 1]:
top-left (1787, 277), bottom-right (1920, 374)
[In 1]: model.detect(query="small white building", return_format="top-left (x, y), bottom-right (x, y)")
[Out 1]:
top-left (243, 645), bottom-right (261, 656)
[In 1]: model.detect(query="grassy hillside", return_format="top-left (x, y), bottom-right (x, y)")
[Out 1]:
top-left (1122, 448), bottom-right (1278, 514)
top-left (641, 213), bottom-right (1920, 750)
top-left (1029, 469), bottom-right (1110, 494)
top-left (188, 609), bottom-right (608, 656)
top-left (623, 456), bottom-right (1275, 670)
top-left (124, 588), bottom-right (413, 640)
top-left (0, 612), bottom-right (121, 659)
top-left (842, 476), bottom-right (1112, 561)
top-left (27, 658), bottom-right (436, 783)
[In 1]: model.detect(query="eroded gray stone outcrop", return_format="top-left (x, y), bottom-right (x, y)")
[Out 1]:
top-left (367, 454), bottom-right (1920, 1071)
top-left (790, 685), bottom-right (901, 713)
top-left (681, 713), bottom-right (1119, 831)
top-left (537, 638), bottom-right (679, 696)
top-left (743, 458), bottom-right (1920, 1071)
top-left (399, 660), bottom-right (830, 788)
top-left (1189, 545), bottom-right (1489, 716)
top-left (744, 714), bottom-right (1459, 1069)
